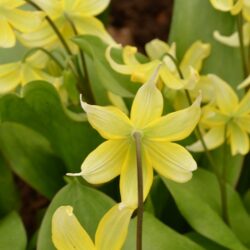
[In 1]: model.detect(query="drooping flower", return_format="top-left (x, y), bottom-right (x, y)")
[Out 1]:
top-left (188, 74), bottom-right (250, 155)
top-left (0, 0), bottom-right (43, 48)
top-left (19, 0), bottom-right (115, 50)
top-left (106, 39), bottom-right (210, 91)
top-left (70, 67), bottom-right (201, 207)
top-left (0, 52), bottom-right (61, 94)
top-left (52, 203), bottom-right (134, 250)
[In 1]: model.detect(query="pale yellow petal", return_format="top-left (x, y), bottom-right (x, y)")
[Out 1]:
top-left (201, 107), bottom-right (229, 127)
top-left (208, 74), bottom-right (239, 114)
top-left (105, 45), bottom-right (135, 75)
top-left (238, 74), bottom-right (250, 89)
top-left (80, 140), bottom-right (127, 184)
top-left (131, 65), bottom-right (163, 128)
top-left (52, 206), bottom-right (95, 250)
top-left (236, 115), bottom-right (250, 133)
top-left (71, 0), bottom-right (110, 17)
top-left (81, 101), bottom-right (132, 139)
top-left (231, 0), bottom-right (243, 15)
top-left (229, 122), bottom-right (249, 155)
top-left (210, 0), bottom-right (234, 11)
top-left (180, 41), bottom-right (211, 76)
top-left (107, 91), bottom-right (129, 115)
top-left (236, 89), bottom-right (250, 115)
top-left (33, 0), bottom-right (62, 18)
top-left (143, 95), bottom-right (201, 141)
top-left (95, 203), bottom-right (134, 250)
top-left (122, 46), bottom-right (140, 65)
top-left (187, 127), bottom-right (225, 152)
top-left (243, 0), bottom-right (250, 21)
top-left (213, 23), bottom-right (250, 47)
top-left (145, 140), bottom-right (196, 182)
top-left (5, 9), bottom-right (43, 33)
top-left (120, 143), bottom-right (153, 207)
top-left (145, 39), bottom-right (171, 60)
top-left (74, 16), bottom-right (115, 45)
top-left (0, 0), bottom-right (23, 8)
top-left (0, 17), bottom-right (15, 48)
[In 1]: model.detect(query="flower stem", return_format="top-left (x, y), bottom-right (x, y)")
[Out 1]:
top-left (164, 53), bottom-right (230, 224)
top-left (64, 13), bottom-right (95, 104)
top-left (22, 47), bottom-right (64, 70)
top-left (133, 132), bottom-right (144, 250)
top-left (237, 13), bottom-right (249, 77)
top-left (25, 0), bottom-right (73, 57)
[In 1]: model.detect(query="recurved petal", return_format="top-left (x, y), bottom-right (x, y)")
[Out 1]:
top-left (95, 203), bottom-right (134, 250)
top-left (81, 101), bottom-right (132, 139)
top-left (213, 23), bottom-right (250, 47)
top-left (208, 74), bottom-right (239, 114)
top-left (238, 74), bottom-right (250, 89)
top-left (130, 65), bottom-right (163, 128)
top-left (52, 206), bottom-right (95, 250)
top-left (243, 1), bottom-right (250, 21)
top-left (73, 0), bottom-right (110, 16)
top-left (231, 0), bottom-right (243, 15)
top-left (180, 41), bottom-right (211, 75)
top-left (201, 106), bottom-right (228, 127)
top-left (120, 143), bottom-right (153, 207)
top-left (143, 95), bottom-right (201, 141)
top-left (210, 0), bottom-right (234, 11)
top-left (122, 46), bottom-right (140, 65)
top-left (145, 140), bottom-right (196, 182)
top-left (187, 126), bottom-right (225, 152)
top-left (80, 140), bottom-right (128, 184)
top-left (236, 89), bottom-right (250, 115)
top-left (145, 39), bottom-right (171, 60)
top-left (236, 115), bottom-right (250, 133)
top-left (0, 17), bottom-right (15, 48)
top-left (5, 9), bottom-right (43, 33)
top-left (229, 122), bottom-right (249, 155)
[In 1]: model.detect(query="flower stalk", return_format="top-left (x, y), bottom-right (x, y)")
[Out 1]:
top-left (133, 132), bottom-right (144, 250)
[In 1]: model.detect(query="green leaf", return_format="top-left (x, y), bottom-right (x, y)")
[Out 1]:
top-left (0, 211), bottom-right (27, 250)
top-left (0, 123), bottom-right (65, 199)
top-left (123, 212), bottom-right (205, 250)
top-left (0, 155), bottom-right (20, 216)
top-left (169, 0), bottom-right (243, 86)
top-left (73, 35), bottom-right (139, 98)
top-left (0, 81), bottom-right (102, 172)
top-left (37, 181), bottom-right (114, 250)
top-left (162, 169), bottom-right (248, 250)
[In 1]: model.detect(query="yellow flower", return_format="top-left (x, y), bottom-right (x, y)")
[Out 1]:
top-left (0, 0), bottom-right (43, 48)
top-left (19, 0), bottom-right (114, 50)
top-left (209, 0), bottom-right (250, 20)
top-left (71, 68), bottom-right (201, 207)
top-left (0, 52), bottom-right (61, 94)
top-left (106, 39), bottom-right (210, 91)
top-left (52, 203), bottom-right (134, 250)
top-left (188, 74), bottom-right (250, 155)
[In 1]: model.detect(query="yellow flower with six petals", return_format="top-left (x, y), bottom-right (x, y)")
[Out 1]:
top-left (71, 68), bottom-right (201, 207)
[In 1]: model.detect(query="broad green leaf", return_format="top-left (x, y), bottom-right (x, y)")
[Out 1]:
top-left (0, 81), bottom-right (102, 172)
top-left (123, 212), bottom-right (205, 250)
top-left (37, 181), bottom-right (114, 250)
top-left (163, 169), bottom-right (248, 250)
top-left (169, 0), bottom-right (244, 188)
top-left (0, 211), bottom-right (27, 250)
top-left (73, 35), bottom-right (139, 98)
top-left (0, 155), bottom-right (20, 216)
top-left (244, 190), bottom-right (250, 214)
top-left (0, 123), bottom-right (65, 199)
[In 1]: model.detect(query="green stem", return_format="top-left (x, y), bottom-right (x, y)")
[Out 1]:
top-left (25, 0), bottom-right (73, 57)
top-left (64, 13), bottom-right (95, 104)
top-left (237, 13), bottom-right (249, 77)
top-left (221, 126), bottom-right (229, 224)
top-left (133, 132), bottom-right (144, 250)
top-left (22, 47), bottom-right (64, 70)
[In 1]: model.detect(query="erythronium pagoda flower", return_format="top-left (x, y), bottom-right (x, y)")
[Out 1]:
top-left (69, 67), bottom-right (201, 207)
top-left (105, 39), bottom-right (210, 91)
top-left (19, 0), bottom-right (114, 50)
top-left (0, 52), bottom-right (61, 94)
top-left (0, 0), bottom-right (43, 48)
top-left (52, 203), bottom-right (135, 250)
top-left (188, 74), bottom-right (250, 155)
